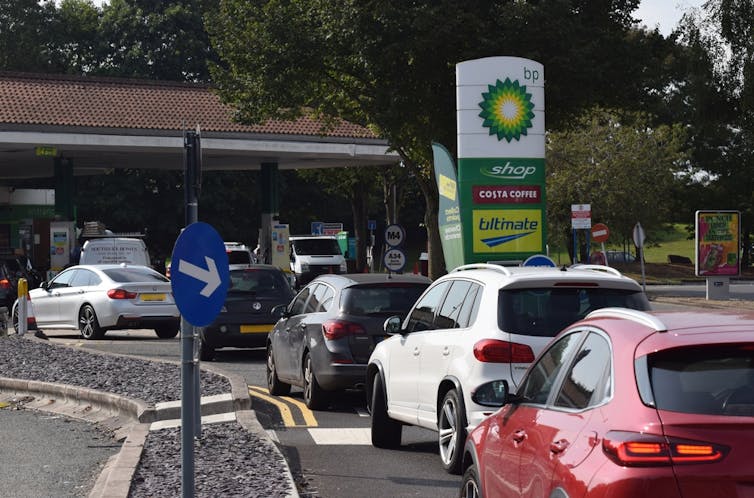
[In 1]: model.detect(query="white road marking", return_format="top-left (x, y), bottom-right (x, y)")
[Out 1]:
top-left (307, 428), bottom-right (371, 445)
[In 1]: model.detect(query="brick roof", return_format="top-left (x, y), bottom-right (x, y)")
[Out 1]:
top-left (0, 72), bottom-right (377, 139)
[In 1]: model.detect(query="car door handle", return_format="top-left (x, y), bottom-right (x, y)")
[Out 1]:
top-left (442, 347), bottom-right (450, 356)
top-left (413, 347), bottom-right (420, 356)
top-left (299, 323), bottom-right (307, 330)
top-left (550, 439), bottom-right (570, 454)
top-left (512, 430), bottom-right (526, 444)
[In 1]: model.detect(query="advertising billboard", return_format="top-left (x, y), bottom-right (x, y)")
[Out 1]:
top-left (695, 210), bottom-right (740, 277)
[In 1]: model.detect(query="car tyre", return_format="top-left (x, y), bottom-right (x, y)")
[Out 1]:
top-left (370, 374), bottom-right (402, 448)
top-left (10, 300), bottom-right (18, 333)
top-left (79, 304), bottom-right (104, 340)
top-left (154, 325), bottom-right (179, 339)
top-left (302, 352), bottom-right (327, 410)
top-left (439, 389), bottom-right (466, 474)
top-left (459, 464), bottom-right (481, 498)
top-left (266, 345), bottom-right (291, 395)
top-left (199, 335), bottom-right (216, 361)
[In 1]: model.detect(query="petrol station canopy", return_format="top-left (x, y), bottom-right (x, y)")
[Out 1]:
top-left (0, 72), bottom-right (397, 183)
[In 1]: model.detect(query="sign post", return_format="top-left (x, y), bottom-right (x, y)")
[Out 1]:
top-left (571, 204), bottom-right (591, 263)
top-left (383, 224), bottom-right (406, 274)
top-left (695, 210), bottom-right (740, 300)
top-left (633, 222), bottom-right (646, 292)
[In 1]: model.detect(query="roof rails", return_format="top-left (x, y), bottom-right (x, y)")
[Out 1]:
top-left (452, 263), bottom-right (512, 276)
top-left (568, 264), bottom-right (623, 278)
top-left (586, 307), bottom-right (667, 332)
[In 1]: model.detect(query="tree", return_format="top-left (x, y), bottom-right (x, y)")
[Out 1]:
top-left (546, 107), bottom-right (688, 260)
top-left (0, 0), bottom-right (57, 72)
top-left (206, 0), bottom-right (673, 278)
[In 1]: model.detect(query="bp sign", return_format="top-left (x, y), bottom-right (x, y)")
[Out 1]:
top-left (170, 222), bottom-right (230, 326)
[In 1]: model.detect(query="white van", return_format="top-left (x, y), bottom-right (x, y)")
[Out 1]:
top-left (289, 235), bottom-right (347, 287)
top-left (79, 238), bottom-right (151, 267)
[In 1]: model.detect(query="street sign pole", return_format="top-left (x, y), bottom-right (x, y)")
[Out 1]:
top-left (633, 222), bottom-right (647, 292)
top-left (182, 128), bottom-right (201, 498)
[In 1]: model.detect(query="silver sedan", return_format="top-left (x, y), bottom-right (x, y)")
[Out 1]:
top-left (12, 264), bottom-right (180, 339)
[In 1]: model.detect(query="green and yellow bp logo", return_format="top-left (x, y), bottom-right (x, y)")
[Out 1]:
top-left (478, 78), bottom-right (535, 142)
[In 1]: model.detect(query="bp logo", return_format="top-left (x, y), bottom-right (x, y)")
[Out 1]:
top-left (478, 78), bottom-right (535, 142)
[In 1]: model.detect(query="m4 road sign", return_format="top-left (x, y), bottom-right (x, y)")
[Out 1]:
top-left (170, 222), bottom-right (229, 326)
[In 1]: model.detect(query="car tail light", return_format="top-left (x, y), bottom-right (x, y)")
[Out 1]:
top-left (602, 431), bottom-right (728, 466)
top-left (473, 339), bottom-right (535, 363)
top-left (0, 278), bottom-right (11, 290)
top-left (322, 319), bottom-right (366, 340)
top-left (107, 288), bottom-right (138, 300)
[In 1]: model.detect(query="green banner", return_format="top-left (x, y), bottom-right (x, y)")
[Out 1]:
top-left (432, 143), bottom-right (465, 271)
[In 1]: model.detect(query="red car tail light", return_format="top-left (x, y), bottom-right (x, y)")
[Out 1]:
top-left (107, 288), bottom-right (138, 300)
top-left (322, 319), bottom-right (367, 340)
top-left (603, 431), bottom-right (728, 466)
top-left (0, 278), bottom-right (11, 290)
top-left (473, 339), bottom-right (535, 363)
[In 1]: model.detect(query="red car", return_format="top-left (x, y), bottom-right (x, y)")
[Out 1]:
top-left (460, 307), bottom-right (754, 498)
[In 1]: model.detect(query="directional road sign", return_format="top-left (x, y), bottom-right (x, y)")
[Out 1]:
top-left (171, 222), bottom-right (229, 326)
top-left (383, 247), bottom-right (407, 272)
top-left (384, 224), bottom-right (405, 247)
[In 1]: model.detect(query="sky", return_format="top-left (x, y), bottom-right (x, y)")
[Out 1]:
top-left (635, 0), bottom-right (705, 36)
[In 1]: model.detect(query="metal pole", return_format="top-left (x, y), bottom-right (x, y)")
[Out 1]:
top-left (181, 129), bottom-right (201, 498)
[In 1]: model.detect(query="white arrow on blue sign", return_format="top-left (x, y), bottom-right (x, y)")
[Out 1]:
top-left (170, 222), bottom-right (229, 326)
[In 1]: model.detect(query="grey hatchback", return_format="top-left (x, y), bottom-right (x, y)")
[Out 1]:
top-left (266, 272), bottom-right (431, 409)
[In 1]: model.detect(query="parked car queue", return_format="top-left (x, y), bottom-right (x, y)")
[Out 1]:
top-left (262, 263), bottom-right (754, 497)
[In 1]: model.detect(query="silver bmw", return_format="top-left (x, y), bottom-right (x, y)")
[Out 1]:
top-left (12, 264), bottom-right (180, 339)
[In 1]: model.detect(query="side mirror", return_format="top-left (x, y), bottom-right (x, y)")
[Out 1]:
top-left (383, 316), bottom-right (402, 334)
top-left (472, 379), bottom-right (514, 407)
top-left (271, 304), bottom-right (288, 320)
top-left (40, 281), bottom-right (50, 291)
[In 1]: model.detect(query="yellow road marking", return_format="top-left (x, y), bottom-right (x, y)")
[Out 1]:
top-left (248, 386), bottom-right (318, 428)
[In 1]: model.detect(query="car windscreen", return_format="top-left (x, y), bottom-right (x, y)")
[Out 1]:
top-left (293, 239), bottom-right (341, 256)
top-left (103, 267), bottom-right (169, 283)
top-left (648, 344), bottom-right (754, 416)
top-left (499, 287), bottom-right (650, 337)
top-left (228, 269), bottom-right (292, 298)
top-left (340, 283), bottom-right (429, 316)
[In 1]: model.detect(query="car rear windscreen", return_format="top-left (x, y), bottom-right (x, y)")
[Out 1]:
top-left (228, 269), bottom-right (292, 297)
top-left (648, 344), bottom-right (754, 416)
top-left (500, 287), bottom-right (650, 337)
top-left (227, 251), bottom-right (251, 265)
top-left (104, 267), bottom-right (169, 283)
top-left (341, 284), bottom-right (429, 316)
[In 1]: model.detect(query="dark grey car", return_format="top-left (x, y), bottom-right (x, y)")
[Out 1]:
top-left (266, 273), bottom-right (431, 409)
top-left (199, 265), bottom-right (295, 360)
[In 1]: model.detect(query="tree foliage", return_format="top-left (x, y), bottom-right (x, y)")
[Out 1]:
top-left (546, 107), bottom-right (688, 257)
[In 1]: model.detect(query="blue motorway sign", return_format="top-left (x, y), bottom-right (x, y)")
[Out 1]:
top-left (170, 222), bottom-right (229, 326)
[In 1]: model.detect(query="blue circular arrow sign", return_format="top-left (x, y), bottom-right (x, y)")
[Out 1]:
top-left (170, 222), bottom-right (229, 326)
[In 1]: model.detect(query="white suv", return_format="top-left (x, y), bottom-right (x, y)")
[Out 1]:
top-left (366, 263), bottom-right (650, 474)
top-left (224, 242), bottom-right (254, 270)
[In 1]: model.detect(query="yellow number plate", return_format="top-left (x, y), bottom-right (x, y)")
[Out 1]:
top-left (240, 324), bottom-right (273, 334)
top-left (140, 293), bottom-right (166, 302)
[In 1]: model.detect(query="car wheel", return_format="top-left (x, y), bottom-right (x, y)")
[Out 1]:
top-left (266, 345), bottom-right (291, 396)
top-left (370, 374), bottom-right (402, 448)
top-left (302, 352), bottom-right (327, 410)
top-left (11, 300), bottom-right (18, 333)
top-left (154, 325), bottom-right (179, 339)
top-left (199, 336), bottom-right (216, 361)
top-left (459, 464), bottom-right (481, 498)
top-left (79, 304), bottom-right (104, 340)
top-left (439, 389), bottom-right (466, 474)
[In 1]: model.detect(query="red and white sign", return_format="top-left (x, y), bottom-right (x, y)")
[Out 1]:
top-left (571, 204), bottom-right (591, 229)
top-left (591, 223), bottom-right (609, 243)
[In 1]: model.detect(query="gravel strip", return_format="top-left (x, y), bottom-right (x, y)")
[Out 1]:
top-left (0, 334), bottom-right (294, 497)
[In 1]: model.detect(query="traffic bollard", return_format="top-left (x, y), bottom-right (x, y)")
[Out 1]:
top-left (17, 278), bottom-right (27, 336)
